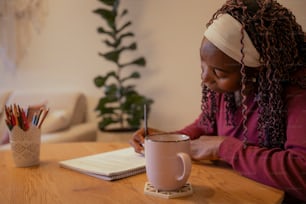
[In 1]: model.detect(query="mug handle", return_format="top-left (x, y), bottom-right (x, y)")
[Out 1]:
top-left (176, 152), bottom-right (192, 181)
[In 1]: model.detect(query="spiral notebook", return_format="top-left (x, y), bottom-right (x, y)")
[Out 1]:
top-left (59, 147), bottom-right (146, 181)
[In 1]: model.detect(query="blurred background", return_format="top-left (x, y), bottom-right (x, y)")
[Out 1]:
top-left (0, 0), bottom-right (305, 131)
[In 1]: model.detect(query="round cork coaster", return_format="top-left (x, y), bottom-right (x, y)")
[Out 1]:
top-left (144, 182), bottom-right (193, 199)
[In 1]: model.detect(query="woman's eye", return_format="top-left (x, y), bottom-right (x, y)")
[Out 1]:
top-left (213, 68), bottom-right (227, 78)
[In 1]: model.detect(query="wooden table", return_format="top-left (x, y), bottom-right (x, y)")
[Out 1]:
top-left (0, 142), bottom-right (284, 204)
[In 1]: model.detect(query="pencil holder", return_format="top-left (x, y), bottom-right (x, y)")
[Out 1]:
top-left (9, 126), bottom-right (41, 167)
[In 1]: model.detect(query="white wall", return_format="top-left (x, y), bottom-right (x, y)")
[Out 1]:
top-left (0, 0), bottom-right (305, 131)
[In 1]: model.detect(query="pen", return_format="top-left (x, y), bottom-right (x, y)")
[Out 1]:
top-left (144, 104), bottom-right (148, 137)
top-left (32, 112), bottom-right (38, 126)
top-left (20, 108), bottom-right (29, 130)
top-left (38, 108), bottom-right (49, 128)
top-left (4, 104), bottom-right (49, 131)
top-left (141, 104), bottom-right (148, 156)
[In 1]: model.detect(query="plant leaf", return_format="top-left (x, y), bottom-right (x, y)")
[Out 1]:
top-left (104, 84), bottom-right (119, 99)
top-left (99, 117), bottom-right (116, 130)
top-left (105, 71), bottom-right (118, 81)
top-left (118, 32), bottom-right (134, 42)
top-left (121, 71), bottom-right (140, 83)
top-left (93, 8), bottom-right (116, 29)
top-left (130, 57), bottom-right (146, 66)
top-left (117, 21), bottom-right (132, 33)
top-left (97, 27), bottom-right (113, 37)
top-left (100, 50), bottom-right (121, 63)
top-left (104, 39), bottom-right (120, 48)
top-left (127, 42), bottom-right (137, 50)
top-left (120, 9), bottom-right (128, 18)
top-left (94, 76), bottom-right (106, 87)
top-left (121, 57), bottom-right (146, 67)
top-left (96, 96), bottom-right (117, 107)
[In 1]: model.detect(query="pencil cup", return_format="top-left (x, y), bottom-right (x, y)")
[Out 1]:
top-left (9, 126), bottom-right (41, 167)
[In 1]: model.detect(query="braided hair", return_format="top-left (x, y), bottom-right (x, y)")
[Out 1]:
top-left (201, 0), bottom-right (306, 148)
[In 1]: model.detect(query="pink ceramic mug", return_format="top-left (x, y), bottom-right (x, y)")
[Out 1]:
top-left (144, 134), bottom-right (191, 191)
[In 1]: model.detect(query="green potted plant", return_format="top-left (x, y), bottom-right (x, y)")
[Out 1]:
top-left (93, 0), bottom-right (154, 132)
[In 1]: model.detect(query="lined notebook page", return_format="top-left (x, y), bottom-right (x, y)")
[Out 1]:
top-left (59, 147), bottom-right (146, 181)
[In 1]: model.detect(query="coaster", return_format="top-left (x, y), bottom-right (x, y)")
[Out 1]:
top-left (144, 182), bottom-right (193, 199)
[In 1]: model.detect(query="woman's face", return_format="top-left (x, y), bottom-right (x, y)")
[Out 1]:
top-left (200, 38), bottom-right (242, 93)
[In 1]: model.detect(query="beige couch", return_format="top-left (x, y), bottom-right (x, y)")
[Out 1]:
top-left (0, 90), bottom-right (97, 150)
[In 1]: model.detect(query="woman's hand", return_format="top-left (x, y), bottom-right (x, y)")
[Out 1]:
top-left (190, 136), bottom-right (226, 160)
top-left (129, 128), bottom-right (165, 154)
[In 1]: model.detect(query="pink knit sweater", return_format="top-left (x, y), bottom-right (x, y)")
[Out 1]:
top-left (177, 85), bottom-right (306, 202)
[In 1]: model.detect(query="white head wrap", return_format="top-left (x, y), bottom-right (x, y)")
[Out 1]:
top-left (204, 14), bottom-right (261, 67)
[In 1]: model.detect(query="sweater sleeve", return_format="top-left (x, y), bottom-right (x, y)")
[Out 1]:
top-left (175, 113), bottom-right (217, 140)
top-left (218, 90), bottom-right (306, 201)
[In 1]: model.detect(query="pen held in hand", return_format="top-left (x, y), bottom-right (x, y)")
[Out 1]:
top-left (141, 104), bottom-right (148, 156)
top-left (144, 104), bottom-right (148, 137)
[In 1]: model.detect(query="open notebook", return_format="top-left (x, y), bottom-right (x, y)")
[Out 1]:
top-left (59, 147), bottom-right (146, 181)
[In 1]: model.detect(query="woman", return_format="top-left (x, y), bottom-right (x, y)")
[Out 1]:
top-left (130, 0), bottom-right (306, 202)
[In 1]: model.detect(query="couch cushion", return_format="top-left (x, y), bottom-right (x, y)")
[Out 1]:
top-left (0, 90), bottom-right (12, 144)
top-left (42, 109), bottom-right (72, 133)
top-left (70, 93), bottom-right (87, 126)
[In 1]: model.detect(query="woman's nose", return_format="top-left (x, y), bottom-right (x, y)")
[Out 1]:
top-left (201, 67), bottom-right (214, 83)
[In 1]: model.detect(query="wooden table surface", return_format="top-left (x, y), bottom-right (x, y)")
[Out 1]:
top-left (0, 142), bottom-right (284, 204)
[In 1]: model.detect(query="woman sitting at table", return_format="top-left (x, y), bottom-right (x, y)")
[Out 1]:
top-left (130, 0), bottom-right (306, 203)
